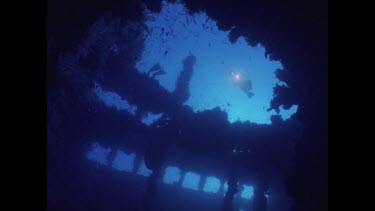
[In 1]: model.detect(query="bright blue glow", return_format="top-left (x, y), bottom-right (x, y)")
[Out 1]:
top-left (140, 112), bottom-right (164, 126)
top-left (93, 82), bottom-right (137, 115)
top-left (111, 150), bottom-right (136, 172)
top-left (136, 159), bottom-right (153, 177)
top-left (182, 172), bottom-right (201, 190)
top-left (86, 142), bottom-right (111, 165)
top-left (162, 166), bottom-right (181, 184)
top-left (241, 185), bottom-right (254, 199)
top-left (203, 176), bottom-right (221, 193)
top-left (136, 0), bottom-right (298, 124)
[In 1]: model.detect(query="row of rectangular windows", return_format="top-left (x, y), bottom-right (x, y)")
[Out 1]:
top-left (86, 142), bottom-right (257, 200)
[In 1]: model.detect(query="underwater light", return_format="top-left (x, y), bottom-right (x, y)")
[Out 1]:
top-left (230, 71), bottom-right (241, 81)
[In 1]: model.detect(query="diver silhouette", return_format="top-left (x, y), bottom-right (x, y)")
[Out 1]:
top-left (230, 71), bottom-right (254, 98)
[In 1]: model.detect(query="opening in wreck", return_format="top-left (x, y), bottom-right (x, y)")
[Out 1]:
top-left (80, 1), bottom-right (299, 210)
top-left (47, 0), bottom-right (327, 210)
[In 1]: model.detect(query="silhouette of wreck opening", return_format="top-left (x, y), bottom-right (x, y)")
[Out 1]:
top-left (136, 0), bottom-right (298, 124)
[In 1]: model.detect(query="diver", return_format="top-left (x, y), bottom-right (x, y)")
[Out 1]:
top-left (230, 71), bottom-right (254, 98)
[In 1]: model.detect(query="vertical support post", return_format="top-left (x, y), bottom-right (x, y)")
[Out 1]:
top-left (252, 183), bottom-right (267, 211)
top-left (222, 149), bottom-right (239, 211)
top-left (140, 166), bottom-right (161, 211)
top-left (177, 170), bottom-right (185, 187)
top-left (139, 144), bottom-right (165, 211)
top-left (222, 169), bottom-right (238, 211)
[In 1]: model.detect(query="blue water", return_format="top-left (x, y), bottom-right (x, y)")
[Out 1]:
top-left (135, 0), bottom-right (298, 124)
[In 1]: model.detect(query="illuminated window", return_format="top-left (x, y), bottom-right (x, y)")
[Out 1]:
top-left (203, 176), bottom-right (221, 193)
top-left (111, 150), bottom-right (136, 172)
top-left (163, 166), bottom-right (181, 184)
top-left (182, 172), bottom-right (201, 190)
top-left (86, 142), bottom-right (111, 165)
top-left (241, 185), bottom-right (254, 199)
